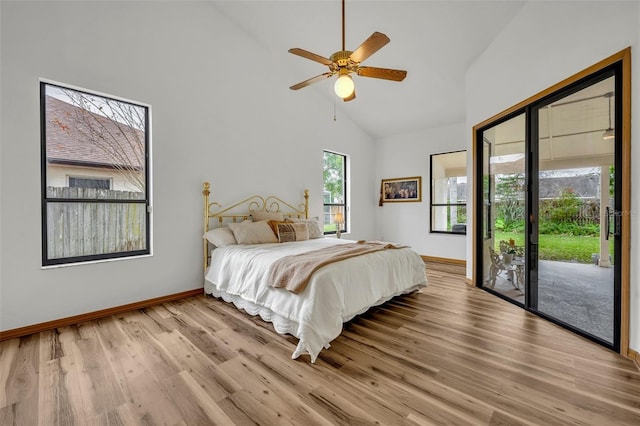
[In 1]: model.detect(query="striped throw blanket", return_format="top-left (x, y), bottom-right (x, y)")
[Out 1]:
top-left (268, 241), bottom-right (406, 294)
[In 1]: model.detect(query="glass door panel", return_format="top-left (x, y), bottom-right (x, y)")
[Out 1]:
top-left (476, 57), bottom-right (624, 353)
top-left (534, 76), bottom-right (616, 345)
top-left (481, 112), bottom-right (527, 304)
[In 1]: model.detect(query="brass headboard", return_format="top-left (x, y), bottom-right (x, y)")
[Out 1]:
top-left (202, 182), bottom-right (309, 271)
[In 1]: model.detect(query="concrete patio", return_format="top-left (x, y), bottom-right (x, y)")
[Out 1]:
top-left (489, 259), bottom-right (614, 344)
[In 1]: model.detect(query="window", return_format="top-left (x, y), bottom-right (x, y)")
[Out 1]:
top-left (41, 81), bottom-right (150, 266)
top-left (323, 151), bottom-right (347, 235)
top-left (430, 150), bottom-right (467, 234)
top-left (68, 176), bottom-right (111, 190)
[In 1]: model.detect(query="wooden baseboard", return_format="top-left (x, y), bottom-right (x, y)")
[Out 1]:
top-left (0, 288), bottom-right (204, 341)
top-left (421, 255), bottom-right (466, 266)
top-left (629, 348), bottom-right (640, 370)
top-left (421, 255), bottom-right (466, 277)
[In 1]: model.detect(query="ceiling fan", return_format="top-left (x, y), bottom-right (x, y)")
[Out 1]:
top-left (288, 0), bottom-right (407, 102)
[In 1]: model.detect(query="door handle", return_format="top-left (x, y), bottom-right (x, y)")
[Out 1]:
top-left (605, 207), bottom-right (622, 239)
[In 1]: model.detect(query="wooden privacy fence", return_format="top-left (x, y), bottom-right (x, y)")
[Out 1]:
top-left (495, 198), bottom-right (606, 225)
top-left (46, 187), bottom-right (146, 259)
top-left (538, 198), bottom-right (604, 225)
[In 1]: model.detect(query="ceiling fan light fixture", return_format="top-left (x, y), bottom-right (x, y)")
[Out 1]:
top-left (334, 74), bottom-right (355, 98)
top-left (288, 0), bottom-right (405, 97)
top-left (602, 128), bottom-right (615, 140)
top-left (603, 91), bottom-right (614, 141)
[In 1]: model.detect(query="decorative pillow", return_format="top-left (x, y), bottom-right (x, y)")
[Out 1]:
top-left (203, 227), bottom-right (237, 247)
top-left (276, 222), bottom-right (309, 243)
top-left (228, 220), bottom-right (278, 244)
top-left (251, 211), bottom-right (284, 222)
top-left (287, 217), bottom-right (323, 239)
top-left (267, 220), bottom-right (288, 236)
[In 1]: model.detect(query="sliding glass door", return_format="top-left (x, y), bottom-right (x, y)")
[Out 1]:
top-left (476, 54), bottom-right (627, 352)
top-left (480, 112), bottom-right (527, 305)
top-left (530, 73), bottom-right (620, 348)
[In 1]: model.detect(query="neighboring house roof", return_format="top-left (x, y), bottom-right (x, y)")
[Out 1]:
top-left (45, 95), bottom-right (145, 170)
top-left (539, 175), bottom-right (600, 199)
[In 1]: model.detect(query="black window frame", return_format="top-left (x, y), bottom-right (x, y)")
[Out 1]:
top-left (430, 150), bottom-right (467, 234)
top-left (323, 150), bottom-right (348, 236)
top-left (40, 81), bottom-right (151, 266)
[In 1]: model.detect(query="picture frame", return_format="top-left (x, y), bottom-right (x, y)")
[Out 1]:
top-left (381, 176), bottom-right (422, 203)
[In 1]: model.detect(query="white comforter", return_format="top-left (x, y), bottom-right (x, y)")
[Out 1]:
top-left (204, 238), bottom-right (427, 362)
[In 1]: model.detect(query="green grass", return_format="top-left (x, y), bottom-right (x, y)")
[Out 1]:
top-left (495, 231), bottom-right (614, 264)
top-left (323, 224), bottom-right (339, 232)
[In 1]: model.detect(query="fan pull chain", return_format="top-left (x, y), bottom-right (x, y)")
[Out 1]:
top-left (333, 94), bottom-right (337, 121)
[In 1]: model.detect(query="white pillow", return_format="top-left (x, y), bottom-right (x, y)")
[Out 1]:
top-left (228, 220), bottom-right (278, 244)
top-left (251, 211), bottom-right (284, 222)
top-left (287, 217), bottom-right (323, 239)
top-left (203, 227), bottom-right (237, 247)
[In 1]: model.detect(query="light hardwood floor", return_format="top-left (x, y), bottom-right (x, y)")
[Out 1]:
top-left (1, 267), bottom-right (639, 425)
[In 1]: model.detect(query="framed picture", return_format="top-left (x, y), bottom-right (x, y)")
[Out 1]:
top-left (381, 176), bottom-right (422, 203)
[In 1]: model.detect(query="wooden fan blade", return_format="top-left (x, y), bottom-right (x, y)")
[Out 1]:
top-left (343, 90), bottom-right (356, 102)
top-left (289, 72), bottom-right (334, 90)
top-left (349, 32), bottom-right (390, 63)
top-left (288, 48), bottom-right (333, 66)
top-left (357, 66), bottom-right (407, 82)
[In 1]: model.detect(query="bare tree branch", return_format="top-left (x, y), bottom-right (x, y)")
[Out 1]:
top-left (55, 89), bottom-right (146, 192)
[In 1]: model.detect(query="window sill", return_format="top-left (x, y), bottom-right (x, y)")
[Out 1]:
top-left (41, 253), bottom-right (153, 270)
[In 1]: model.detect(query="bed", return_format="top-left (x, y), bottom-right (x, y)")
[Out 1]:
top-left (202, 182), bottom-right (427, 362)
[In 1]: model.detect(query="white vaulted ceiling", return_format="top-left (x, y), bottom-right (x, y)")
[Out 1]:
top-left (211, 0), bottom-right (526, 139)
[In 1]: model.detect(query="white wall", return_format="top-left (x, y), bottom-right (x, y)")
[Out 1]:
top-left (465, 1), bottom-right (640, 352)
top-left (374, 122), bottom-right (467, 260)
top-left (0, 1), bottom-right (375, 331)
